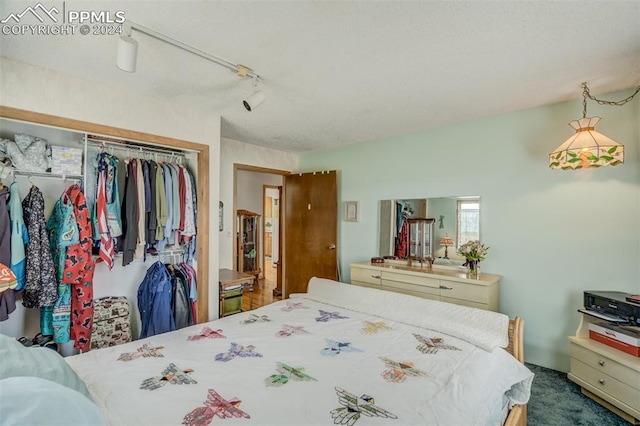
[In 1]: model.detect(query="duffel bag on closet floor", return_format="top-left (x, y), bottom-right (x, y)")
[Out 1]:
top-left (91, 296), bottom-right (132, 350)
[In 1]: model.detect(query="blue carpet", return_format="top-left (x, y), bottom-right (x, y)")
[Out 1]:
top-left (526, 363), bottom-right (633, 425)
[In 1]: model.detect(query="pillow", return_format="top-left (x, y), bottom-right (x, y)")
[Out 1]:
top-left (0, 376), bottom-right (105, 426)
top-left (0, 334), bottom-right (91, 399)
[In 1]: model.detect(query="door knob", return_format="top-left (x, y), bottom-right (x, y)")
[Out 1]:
top-left (328, 244), bottom-right (336, 250)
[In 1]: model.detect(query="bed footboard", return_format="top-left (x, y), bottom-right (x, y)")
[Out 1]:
top-left (504, 316), bottom-right (526, 426)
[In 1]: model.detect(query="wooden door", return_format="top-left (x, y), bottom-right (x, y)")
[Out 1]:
top-left (276, 186), bottom-right (283, 295)
top-left (283, 171), bottom-right (337, 297)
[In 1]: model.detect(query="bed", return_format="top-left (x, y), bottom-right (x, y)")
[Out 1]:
top-left (3, 277), bottom-right (533, 425)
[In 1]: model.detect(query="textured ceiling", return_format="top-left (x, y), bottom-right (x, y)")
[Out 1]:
top-left (1, 1), bottom-right (639, 153)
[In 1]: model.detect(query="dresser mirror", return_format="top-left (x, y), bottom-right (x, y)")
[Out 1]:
top-left (378, 197), bottom-right (480, 262)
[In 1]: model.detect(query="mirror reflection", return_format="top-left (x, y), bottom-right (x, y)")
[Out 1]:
top-left (378, 197), bottom-right (480, 263)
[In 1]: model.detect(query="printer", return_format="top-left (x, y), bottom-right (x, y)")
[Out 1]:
top-left (584, 291), bottom-right (640, 326)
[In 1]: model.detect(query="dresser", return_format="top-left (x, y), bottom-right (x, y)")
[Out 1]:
top-left (568, 312), bottom-right (640, 424)
top-left (349, 261), bottom-right (500, 311)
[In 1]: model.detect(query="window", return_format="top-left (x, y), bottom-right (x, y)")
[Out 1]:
top-left (457, 200), bottom-right (479, 248)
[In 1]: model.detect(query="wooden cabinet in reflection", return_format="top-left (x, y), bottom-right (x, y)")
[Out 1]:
top-left (237, 209), bottom-right (261, 279)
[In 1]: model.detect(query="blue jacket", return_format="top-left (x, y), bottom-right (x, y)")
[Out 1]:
top-left (138, 261), bottom-right (175, 338)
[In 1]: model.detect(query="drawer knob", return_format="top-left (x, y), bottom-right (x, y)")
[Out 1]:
top-left (439, 285), bottom-right (452, 290)
top-left (371, 275), bottom-right (381, 279)
top-left (598, 360), bottom-right (605, 367)
top-left (598, 379), bottom-right (606, 385)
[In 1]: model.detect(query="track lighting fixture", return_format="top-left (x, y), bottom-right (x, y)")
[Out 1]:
top-left (116, 35), bottom-right (138, 72)
top-left (116, 21), bottom-right (262, 102)
top-left (243, 78), bottom-right (266, 112)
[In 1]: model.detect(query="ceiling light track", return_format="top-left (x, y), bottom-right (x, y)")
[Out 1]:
top-left (117, 21), bottom-right (259, 81)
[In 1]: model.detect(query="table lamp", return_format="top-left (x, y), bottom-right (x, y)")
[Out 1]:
top-left (439, 236), bottom-right (453, 259)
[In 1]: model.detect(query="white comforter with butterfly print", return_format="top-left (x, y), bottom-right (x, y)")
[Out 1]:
top-left (66, 277), bottom-right (533, 426)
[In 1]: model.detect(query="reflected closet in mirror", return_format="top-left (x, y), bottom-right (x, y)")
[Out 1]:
top-left (378, 197), bottom-right (480, 264)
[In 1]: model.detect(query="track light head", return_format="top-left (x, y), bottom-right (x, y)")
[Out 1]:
top-left (117, 35), bottom-right (138, 72)
top-left (243, 90), bottom-right (266, 112)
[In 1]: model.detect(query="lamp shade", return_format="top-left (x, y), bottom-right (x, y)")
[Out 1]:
top-left (549, 117), bottom-right (624, 170)
top-left (117, 35), bottom-right (138, 72)
top-left (439, 236), bottom-right (453, 246)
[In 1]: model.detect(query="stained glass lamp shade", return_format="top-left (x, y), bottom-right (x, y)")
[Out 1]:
top-left (549, 116), bottom-right (624, 170)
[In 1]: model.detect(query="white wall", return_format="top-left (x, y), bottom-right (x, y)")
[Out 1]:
top-left (219, 137), bottom-right (297, 270)
top-left (0, 58), bottom-right (221, 335)
top-left (299, 88), bottom-right (640, 372)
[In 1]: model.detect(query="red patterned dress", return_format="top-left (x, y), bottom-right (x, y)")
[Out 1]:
top-left (62, 185), bottom-right (95, 352)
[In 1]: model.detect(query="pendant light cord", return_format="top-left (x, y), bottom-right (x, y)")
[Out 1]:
top-left (581, 82), bottom-right (640, 118)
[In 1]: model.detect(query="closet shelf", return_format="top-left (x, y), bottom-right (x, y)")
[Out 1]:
top-left (11, 169), bottom-right (83, 181)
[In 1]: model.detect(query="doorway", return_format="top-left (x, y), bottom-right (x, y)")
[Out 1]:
top-left (263, 185), bottom-right (281, 296)
top-left (234, 165), bottom-right (288, 308)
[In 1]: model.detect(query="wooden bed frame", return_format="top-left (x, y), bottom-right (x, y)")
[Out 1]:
top-left (504, 316), bottom-right (527, 426)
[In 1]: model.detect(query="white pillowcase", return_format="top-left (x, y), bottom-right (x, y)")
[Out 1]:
top-left (0, 376), bottom-right (105, 426)
top-left (0, 334), bottom-right (91, 399)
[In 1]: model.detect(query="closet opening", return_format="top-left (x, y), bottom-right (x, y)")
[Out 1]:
top-left (0, 106), bottom-right (211, 346)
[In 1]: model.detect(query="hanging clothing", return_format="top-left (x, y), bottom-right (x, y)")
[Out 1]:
top-left (62, 184), bottom-right (95, 352)
top-left (96, 153), bottom-right (114, 269)
top-left (138, 260), bottom-right (174, 339)
top-left (170, 164), bottom-right (181, 237)
top-left (154, 164), bottom-right (166, 242)
top-left (121, 160), bottom-right (139, 267)
top-left (0, 185), bottom-right (17, 322)
top-left (169, 264), bottom-right (192, 330)
top-left (135, 159), bottom-right (145, 259)
top-left (178, 262), bottom-right (198, 320)
top-left (46, 195), bottom-right (80, 343)
top-left (8, 182), bottom-right (28, 290)
top-left (160, 164), bottom-right (174, 249)
top-left (21, 186), bottom-right (57, 310)
top-left (181, 165), bottom-right (196, 239)
top-left (146, 160), bottom-right (158, 246)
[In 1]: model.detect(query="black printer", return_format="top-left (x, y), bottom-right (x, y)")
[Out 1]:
top-left (584, 291), bottom-right (640, 326)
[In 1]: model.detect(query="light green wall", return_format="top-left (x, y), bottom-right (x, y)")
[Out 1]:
top-left (299, 89), bottom-right (640, 372)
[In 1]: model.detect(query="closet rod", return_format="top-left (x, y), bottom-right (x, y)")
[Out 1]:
top-left (82, 137), bottom-right (191, 158)
top-left (11, 169), bottom-right (83, 181)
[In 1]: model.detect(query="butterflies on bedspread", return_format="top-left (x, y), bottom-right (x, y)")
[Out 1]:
top-left (281, 301), bottom-right (309, 312)
top-left (240, 314), bottom-right (271, 325)
top-left (264, 362), bottom-right (318, 387)
top-left (117, 342), bottom-right (165, 361)
top-left (360, 320), bottom-right (392, 335)
top-left (316, 310), bottom-right (349, 322)
top-left (276, 324), bottom-right (310, 337)
top-left (140, 363), bottom-right (196, 390)
top-left (182, 389), bottom-right (250, 426)
top-left (215, 342), bottom-right (263, 362)
top-left (379, 357), bottom-right (428, 383)
top-left (331, 387), bottom-right (397, 426)
top-left (413, 334), bottom-right (461, 354)
top-left (187, 326), bottom-right (226, 341)
top-left (320, 339), bottom-right (363, 356)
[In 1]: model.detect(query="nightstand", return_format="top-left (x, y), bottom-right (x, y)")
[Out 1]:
top-left (568, 311), bottom-right (640, 424)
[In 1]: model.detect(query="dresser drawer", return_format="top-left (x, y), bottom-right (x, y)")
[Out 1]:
top-left (351, 267), bottom-right (382, 286)
top-left (571, 343), bottom-right (640, 389)
top-left (381, 283), bottom-right (440, 301)
top-left (381, 271), bottom-right (440, 288)
top-left (440, 281), bottom-right (488, 304)
top-left (571, 358), bottom-right (640, 410)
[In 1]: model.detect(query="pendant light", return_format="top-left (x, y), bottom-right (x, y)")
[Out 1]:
top-left (549, 82), bottom-right (639, 170)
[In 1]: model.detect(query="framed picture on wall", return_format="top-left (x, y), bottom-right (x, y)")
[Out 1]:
top-left (344, 201), bottom-right (360, 222)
